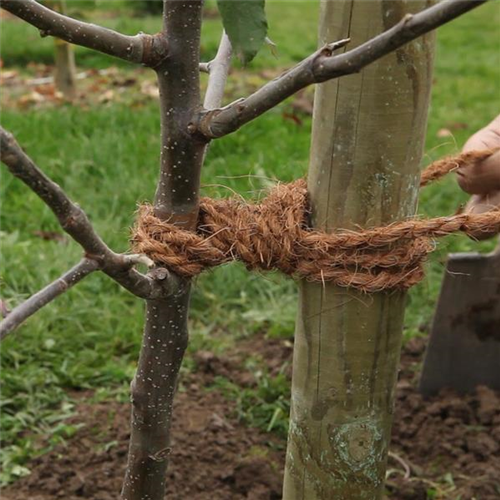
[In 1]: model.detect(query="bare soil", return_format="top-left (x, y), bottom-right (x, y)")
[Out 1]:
top-left (2, 335), bottom-right (499, 500)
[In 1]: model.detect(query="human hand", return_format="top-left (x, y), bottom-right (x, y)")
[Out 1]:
top-left (455, 115), bottom-right (500, 240)
top-left (456, 114), bottom-right (500, 194)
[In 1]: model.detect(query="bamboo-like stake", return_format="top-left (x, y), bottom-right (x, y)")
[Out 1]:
top-left (283, 1), bottom-right (435, 498)
top-left (53, 37), bottom-right (77, 99)
top-left (49, 0), bottom-right (77, 100)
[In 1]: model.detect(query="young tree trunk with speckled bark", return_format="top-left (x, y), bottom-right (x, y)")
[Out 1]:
top-left (283, 1), bottom-right (435, 498)
top-left (120, 2), bottom-right (207, 499)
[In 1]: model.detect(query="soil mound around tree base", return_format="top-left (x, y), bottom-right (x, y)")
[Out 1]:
top-left (2, 336), bottom-right (499, 500)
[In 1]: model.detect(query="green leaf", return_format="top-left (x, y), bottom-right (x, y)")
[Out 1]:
top-left (217, 0), bottom-right (268, 64)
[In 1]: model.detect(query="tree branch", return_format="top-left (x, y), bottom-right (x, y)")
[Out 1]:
top-left (0, 127), bottom-right (173, 299)
top-left (0, 0), bottom-right (168, 67)
top-left (199, 62), bottom-right (210, 74)
top-left (0, 258), bottom-right (98, 340)
top-left (197, 0), bottom-right (488, 139)
top-left (203, 32), bottom-right (232, 109)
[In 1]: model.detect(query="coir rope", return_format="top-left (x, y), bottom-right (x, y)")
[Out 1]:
top-left (132, 150), bottom-right (500, 293)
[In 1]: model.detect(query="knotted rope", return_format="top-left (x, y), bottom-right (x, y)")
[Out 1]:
top-left (132, 150), bottom-right (500, 293)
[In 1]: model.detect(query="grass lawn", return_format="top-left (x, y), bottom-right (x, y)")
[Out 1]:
top-left (1, 0), bottom-right (499, 486)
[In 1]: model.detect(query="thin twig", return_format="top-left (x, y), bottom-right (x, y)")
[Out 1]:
top-left (0, 0), bottom-right (168, 67)
top-left (196, 0), bottom-right (488, 139)
top-left (0, 258), bottom-right (98, 340)
top-left (0, 127), bottom-right (170, 300)
top-left (388, 451), bottom-right (411, 480)
top-left (203, 31), bottom-right (232, 109)
top-left (199, 62), bottom-right (210, 74)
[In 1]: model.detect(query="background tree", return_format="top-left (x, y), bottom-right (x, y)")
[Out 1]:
top-left (0, 0), bottom-right (489, 499)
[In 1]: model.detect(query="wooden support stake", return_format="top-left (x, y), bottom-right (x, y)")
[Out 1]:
top-left (283, 1), bottom-right (435, 498)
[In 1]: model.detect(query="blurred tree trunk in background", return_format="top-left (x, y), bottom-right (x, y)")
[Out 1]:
top-left (48, 0), bottom-right (77, 99)
top-left (283, 1), bottom-right (435, 498)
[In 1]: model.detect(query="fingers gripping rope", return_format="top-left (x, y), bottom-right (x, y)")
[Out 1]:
top-left (132, 150), bottom-right (500, 293)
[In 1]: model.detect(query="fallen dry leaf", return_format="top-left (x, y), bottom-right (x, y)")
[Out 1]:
top-left (0, 299), bottom-right (10, 319)
top-left (282, 111), bottom-right (303, 126)
top-left (446, 122), bottom-right (468, 130)
top-left (26, 62), bottom-right (53, 77)
top-left (18, 91), bottom-right (46, 107)
top-left (98, 89), bottom-right (117, 103)
top-left (111, 77), bottom-right (137, 88)
top-left (140, 80), bottom-right (159, 98)
top-left (290, 97), bottom-right (313, 115)
top-left (0, 69), bottom-right (18, 84)
top-left (33, 83), bottom-right (57, 97)
top-left (32, 230), bottom-right (67, 243)
top-left (437, 128), bottom-right (453, 138)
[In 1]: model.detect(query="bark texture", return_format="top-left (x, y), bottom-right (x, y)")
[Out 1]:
top-left (121, 2), bottom-right (206, 499)
top-left (283, 1), bottom-right (435, 498)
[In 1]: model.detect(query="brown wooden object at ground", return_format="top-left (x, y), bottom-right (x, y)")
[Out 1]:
top-left (420, 244), bottom-right (500, 396)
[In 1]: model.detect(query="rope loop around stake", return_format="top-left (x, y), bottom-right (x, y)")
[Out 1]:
top-left (132, 150), bottom-right (500, 293)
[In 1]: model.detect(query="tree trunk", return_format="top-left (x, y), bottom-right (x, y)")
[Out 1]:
top-left (49, 0), bottom-right (77, 100)
top-left (283, 1), bottom-right (435, 499)
top-left (121, 1), bottom-right (206, 499)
